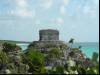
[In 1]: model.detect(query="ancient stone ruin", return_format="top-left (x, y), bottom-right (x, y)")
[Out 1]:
top-left (39, 29), bottom-right (59, 41)
top-left (28, 29), bottom-right (65, 52)
top-left (28, 29), bottom-right (67, 66)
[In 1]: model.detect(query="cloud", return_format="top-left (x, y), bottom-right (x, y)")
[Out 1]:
top-left (75, 0), bottom-right (98, 18)
top-left (59, 0), bottom-right (70, 16)
top-left (40, 0), bottom-right (53, 10)
top-left (10, 9), bottom-right (35, 18)
top-left (82, 5), bottom-right (97, 17)
top-left (15, 0), bottom-right (28, 8)
top-left (57, 18), bottom-right (64, 25)
top-left (51, 18), bottom-right (64, 25)
top-left (60, 5), bottom-right (66, 16)
top-left (35, 20), bottom-right (41, 25)
top-left (63, 0), bottom-right (70, 6)
top-left (93, 0), bottom-right (99, 6)
top-left (7, 0), bottom-right (35, 18)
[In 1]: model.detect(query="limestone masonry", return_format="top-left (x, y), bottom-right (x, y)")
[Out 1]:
top-left (29, 29), bottom-right (65, 51)
top-left (39, 29), bottom-right (59, 41)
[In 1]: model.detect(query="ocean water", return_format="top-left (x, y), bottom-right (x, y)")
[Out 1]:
top-left (17, 43), bottom-right (29, 50)
top-left (72, 42), bottom-right (99, 58)
top-left (17, 42), bottom-right (99, 59)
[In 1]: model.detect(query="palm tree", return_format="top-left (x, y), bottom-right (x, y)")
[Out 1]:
top-left (78, 46), bottom-right (82, 50)
top-left (68, 38), bottom-right (74, 48)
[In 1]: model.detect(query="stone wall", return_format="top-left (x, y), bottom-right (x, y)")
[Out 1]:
top-left (39, 29), bottom-right (59, 41)
top-left (33, 41), bottom-right (64, 47)
top-left (29, 29), bottom-right (65, 51)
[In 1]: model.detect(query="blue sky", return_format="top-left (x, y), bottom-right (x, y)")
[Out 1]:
top-left (0, 0), bottom-right (99, 42)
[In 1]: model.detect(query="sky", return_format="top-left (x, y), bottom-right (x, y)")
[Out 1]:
top-left (0, 0), bottom-right (99, 42)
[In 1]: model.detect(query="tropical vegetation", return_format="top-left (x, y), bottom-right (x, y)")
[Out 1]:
top-left (0, 41), bottom-right (99, 74)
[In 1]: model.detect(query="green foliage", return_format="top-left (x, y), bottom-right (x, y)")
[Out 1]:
top-left (55, 66), bottom-right (64, 73)
top-left (48, 52), bottom-right (99, 74)
top-left (28, 43), bottom-right (37, 49)
top-left (2, 42), bottom-right (21, 53)
top-left (25, 49), bottom-right (46, 74)
top-left (79, 46), bottom-right (82, 49)
top-left (92, 52), bottom-right (98, 62)
top-left (0, 40), bottom-right (30, 45)
top-left (72, 48), bottom-right (78, 51)
top-left (68, 38), bottom-right (75, 48)
top-left (69, 51), bottom-right (75, 57)
top-left (89, 52), bottom-right (99, 74)
top-left (86, 67), bottom-right (99, 74)
top-left (69, 38), bottom-right (74, 44)
top-left (27, 50), bottom-right (44, 65)
top-left (51, 66), bottom-right (64, 74)
top-left (60, 44), bottom-right (68, 50)
top-left (0, 41), bottom-right (99, 74)
top-left (48, 48), bottom-right (61, 59)
top-left (0, 51), bottom-right (9, 64)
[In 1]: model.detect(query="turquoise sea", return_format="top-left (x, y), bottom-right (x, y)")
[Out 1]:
top-left (17, 42), bottom-right (99, 59)
top-left (72, 42), bottom-right (99, 58)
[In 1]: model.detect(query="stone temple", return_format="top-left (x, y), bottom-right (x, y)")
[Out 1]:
top-left (39, 29), bottom-right (59, 41)
top-left (28, 29), bottom-right (85, 66)
top-left (28, 29), bottom-right (65, 52)
top-left (28, 29), bottom-right (67, 65)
